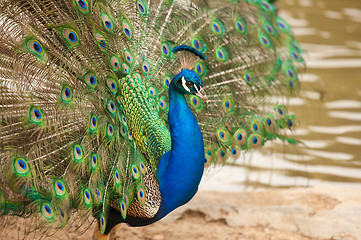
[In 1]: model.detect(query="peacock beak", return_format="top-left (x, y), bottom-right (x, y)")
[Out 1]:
top-left (195, 87), bottom-right (208, 102)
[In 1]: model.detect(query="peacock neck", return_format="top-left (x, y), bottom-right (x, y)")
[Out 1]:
top-left (155, 78), bottom-right (205, 220)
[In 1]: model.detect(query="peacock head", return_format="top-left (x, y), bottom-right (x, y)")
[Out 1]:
top-left (171, 45), bottom-right (208, 102)
top-left (173, 69), bottom-right (208, 101)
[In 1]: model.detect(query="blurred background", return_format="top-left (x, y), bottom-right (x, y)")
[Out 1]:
top-left (200, 0), bottom-right (361, 192)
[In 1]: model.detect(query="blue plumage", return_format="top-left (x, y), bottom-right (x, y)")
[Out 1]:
top-left (156, 70), bottom-right (206, 219)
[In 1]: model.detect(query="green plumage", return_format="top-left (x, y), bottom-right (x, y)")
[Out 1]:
top-left (0, 0), bottom-right (304, 238)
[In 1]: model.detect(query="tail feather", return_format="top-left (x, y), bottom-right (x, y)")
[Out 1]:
top-left (0, 0), bottom-right (304, 237)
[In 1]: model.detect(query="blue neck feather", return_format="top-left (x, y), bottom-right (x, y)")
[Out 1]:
top-left (116, 77), bottom-right (205, 227)
top-left (154, 77), bottom-right (205, 220)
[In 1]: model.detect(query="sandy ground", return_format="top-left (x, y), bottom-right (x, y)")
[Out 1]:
top-left (2, 187), bottom-right (361, 240)
top-left (105, 187), bottom-right (361, 240)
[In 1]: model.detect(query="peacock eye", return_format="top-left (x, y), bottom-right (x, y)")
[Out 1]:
top-left (185, 81), bottom-right (193, 88)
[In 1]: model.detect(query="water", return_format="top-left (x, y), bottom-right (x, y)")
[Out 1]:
top-left (200, 0), bottom-right (361, 191)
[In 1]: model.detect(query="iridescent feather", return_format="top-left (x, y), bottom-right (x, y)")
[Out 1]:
top-left (0, 0), bottom-right (304, 239)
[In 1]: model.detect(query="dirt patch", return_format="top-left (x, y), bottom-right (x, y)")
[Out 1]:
top-left (110, 217), bottom-right (316, 240)
top-left (297, 192), bottom-right (340, 216)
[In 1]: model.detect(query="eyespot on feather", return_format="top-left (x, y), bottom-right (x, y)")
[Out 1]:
top-left (106, 99), bottom-right (117, 116)
top-left (191, 37), bottom-right (206, 52)
top-left (276, 16), bottom-right (291, 34)
top-left (259, 33), bottom-right (272, 48)
top-left (58, 209), bottom-right (68, 228)
top-left (137, 186), bottom-right (146, 205)
top-left (106, 123), bottom-right (115, 139)
top-left (82, 188), bottom-right (92, 208)
top-left (217, 129), bottom-right (232, 144)
top-left (110, 55), bottom-right (121, 72)
top-left (100, 14), bottom-right (114, 33)
top-left (291, 40), bottom-right (304, 53)
top-left (95, 33), bottom-right (107, 52)
top-left (74, 0), bottom-right (90, 14)
top-left (13, 157), bottom-right (30, 177)
top-left (123, 193), bottom-right (129, 209)
top-left (29, 106), bottom-right (44, 125)
top-left (204, 150), bottom-right (212, 168)
top-left (122, 21), bottom-right (133, 40)
top-left (99, 214), bottom-right (106, 234)
top-left (286, 115), bottom-right (297, 130)
top-left (148, 85), bottom-right (157, 98)
top-left (216, 148), bottom-right (228, 163)
top-left (89, 114), bottom-right (98, 133)
top-left (114, 169), bottom-right (121, 187)
top-left (211, 20), bottom-right (225, 35)
top-left (62, 28), bottom-right (79, 46)
top-left (90, 153), bottom-right (98, 172)
top-left (222, 99), bottom-right (235, 113)
top-left (122, 63), bottom-right (130, 74)
top-left (120, 199), bottom-right (127, 219)
top-left (243, 70), bottom-right (255, 86)
top-left (53, 179), bottom-right (68, 199)
top-left (247, 134), bottom-right (263, 149)
top-left (139, 161), bottom-right (146, 174)
top-left (84, 72), bottom-right (98, 89)
top-left (106, 78), bottom-right (118, 94)
top-left (131, 164), bottom-right (140, 179)
top-left (194, 62), bottom-right (208, 77)
top-left (60, 85), bottom-right (73, 104)
top-left (261, 0), bottom-right (276, 12)
top-left (73, 144), bottom-right (84, 163)
top-left (25, 39), bottom-right (45, 60)
top-left (142, 59), bottom-right (151, 74)
top-left (275, 105), bottom-right (288, 118)
top-left (120, 125), bottom-right (127, 138)
top-left (215, 47), bottom-right (229, 62)
top-left (94, 187), bottom-right (103, 205)
top-left (163, 75), bottom-right (172, 89)
top-left (137, 0), bottom-right (148, 15)
top-left (233, 128), bottom-right (248, 146)
top-left (263, 114), bottom-right (278, 134)
top-left (41, 202), bottom-right (55, 221)
top-left (284, 64), bottom-right (298, 81)
top-left (161, 42), bottom-right (171, 57)
top-left (121, 115), bottom-right (127, 126)
top-left (189, 95), bottom-right (204, 112)
top-left (235, 18), bottom-right (247, 34)
top-left (250, 118), bottom-right (264, 135)
top-left (289, 47), bottom-right (303, 63)
top-left (158, 96), bottom-right (168, 111)
top-left (229, 146), bottom-right (241, 160)
top-left (287, 78), bottom-right (299, 94)
top-left (263, 21), bottom-right (277, 37)
top-left (123, 50), bottom-right (133, 65)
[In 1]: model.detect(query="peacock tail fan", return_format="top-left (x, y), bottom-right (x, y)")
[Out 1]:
top-left (0, 0), bottom-right (304, 237)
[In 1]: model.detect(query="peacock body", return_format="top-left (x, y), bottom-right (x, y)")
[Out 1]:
top-left (0, 0), bottom-right (304, 238)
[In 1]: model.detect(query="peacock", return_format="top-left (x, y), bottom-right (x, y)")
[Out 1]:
top-left (0, 0), bottom-right (304, 238)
